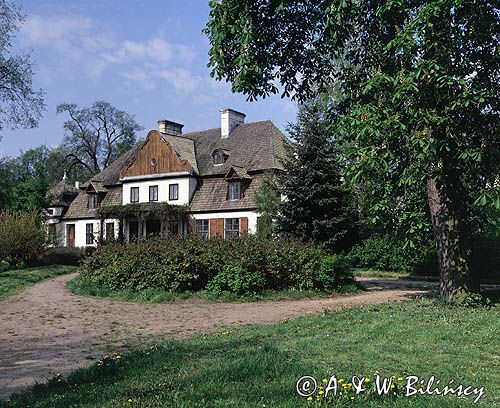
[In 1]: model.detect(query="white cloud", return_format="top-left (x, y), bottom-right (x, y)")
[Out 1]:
top-left (20, 14), bottom-right (199, 91)
top-left (158, 68), bottom-right (202, 94)
top-left (23, 15), bottom-right (92, 43)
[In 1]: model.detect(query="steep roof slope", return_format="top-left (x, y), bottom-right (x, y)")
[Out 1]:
top-left (183, 120), bottom-right (289, 176)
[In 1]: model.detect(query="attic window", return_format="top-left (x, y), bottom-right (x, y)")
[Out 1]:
top-left (227, 181), bottom-right (241, 201)
top-left (88, 193), bottom-right (98, 210)
top-left (213, 151), bottom-right (223, 165)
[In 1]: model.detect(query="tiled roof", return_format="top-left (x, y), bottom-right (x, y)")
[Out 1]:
top-left (160, 134), bottom-right (199, 174)
top-left (190, 174), bottom-right (263, 212)
top-left (64, 186), bottom-right (122, 219)
top-left (46, 178), bottom-right (78, 206)
top-left (60, 120), bottom-right (288, 219)
top-left (183, 120), bottom-right (289, 176)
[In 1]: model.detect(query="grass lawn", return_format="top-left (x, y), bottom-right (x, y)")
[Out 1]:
top-left (68, 274), bottom-right (360, 303)
top-left (1, 298), bottom-right (498, 407)
top-left (353, 268), bottom-right (439, 281)
top-left (0, 265), bottom-right (77, 300)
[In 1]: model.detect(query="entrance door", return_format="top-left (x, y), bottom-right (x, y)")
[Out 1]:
top-left (146, 219), bottom-right (161, 236)
top-left (66, 224), bottom-right (75, 247)
top-left (129, 221), bottom-right (139, 240)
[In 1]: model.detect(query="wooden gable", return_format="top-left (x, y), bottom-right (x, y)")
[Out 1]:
top-left (120, 131), bottom-right (192, 178)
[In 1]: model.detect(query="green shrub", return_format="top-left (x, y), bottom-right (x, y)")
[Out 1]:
top-left (0, 260), bottom-right (10, 272)
top-left (79, 235), bottom-right (353, 296)
top-left (37, 247), bottom-right (86, 266)
top-left (206, 264), bottom-right (266, 296)
top-left (0, 210), bottom-right (47, 266)
top-left (347, 234), bottom-right (438, 275)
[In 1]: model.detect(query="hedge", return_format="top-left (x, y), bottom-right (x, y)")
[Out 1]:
top-left (79, 235), bottom-right (353, 296)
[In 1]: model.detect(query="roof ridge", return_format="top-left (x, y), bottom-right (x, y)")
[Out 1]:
top-left (181, 120), bottom-right (274, 138)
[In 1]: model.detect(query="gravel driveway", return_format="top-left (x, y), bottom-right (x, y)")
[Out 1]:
top-left (0, 273), bottom-right (434, 398)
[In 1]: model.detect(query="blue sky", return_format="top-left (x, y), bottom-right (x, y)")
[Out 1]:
top-left (1, 0), bottom-right (297, 156)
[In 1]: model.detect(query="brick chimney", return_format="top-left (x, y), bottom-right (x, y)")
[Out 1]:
top-left (158, 119), bottom-right (184, 136)
top-left (220, 108), bottom-right (245, 139)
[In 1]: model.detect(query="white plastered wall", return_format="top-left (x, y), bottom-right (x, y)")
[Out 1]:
top-left (122, 177), bottom-right (196, 205)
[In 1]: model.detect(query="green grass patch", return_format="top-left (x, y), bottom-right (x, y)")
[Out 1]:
top-left (68, 275), bottom-right (361, 304)
top-left (1, 299), bottom-right (498, 407)
top-left (353, 268), bottom-right (438, 281)
top-left (0, 265), bottom-right (77, 300)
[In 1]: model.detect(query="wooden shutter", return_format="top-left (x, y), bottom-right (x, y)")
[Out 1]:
top-left (240, 217), bottom-right (248, 234)
top-left (209, 218), bottom-right (224, 238)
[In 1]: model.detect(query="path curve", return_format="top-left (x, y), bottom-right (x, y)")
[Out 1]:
top-left (0, 273), bottom-right (434, 398)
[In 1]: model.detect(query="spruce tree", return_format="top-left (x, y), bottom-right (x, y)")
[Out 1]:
top-left (278, 101), bottom-right (357, 252)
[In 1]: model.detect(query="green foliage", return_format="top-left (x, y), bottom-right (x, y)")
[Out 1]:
top-left (0, 0), bottom-right (45, 133)
top-left (254, 171), bottom-right (281, 239)
top-left (277, 100), bottom-right (358, 251)
top-left (348, 235), bottom-right (438, 275)
top-left (79, 235), bottom-right (353, 297)
top-left (0, 210), bottom-right (47, 266)
top-left (206, 264), bottom-right (266, 296)
top-left (38, 247), bottom-right (86, 266)
top-left (205, 0), bottom-right (499, 298)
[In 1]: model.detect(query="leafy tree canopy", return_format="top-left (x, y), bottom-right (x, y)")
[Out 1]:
top-left (205, 0), bottom-right (500, 300)
top-left (0, 0), bottom-right (45, 134)
top-left (57, 101), bottom-right (143, 176)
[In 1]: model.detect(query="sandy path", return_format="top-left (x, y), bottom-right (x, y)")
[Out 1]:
top-left (0, 273), bottom-right (435, 398)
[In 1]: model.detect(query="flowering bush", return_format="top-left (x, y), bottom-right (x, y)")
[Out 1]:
top-left (79, 235), bottom-right (353, 296)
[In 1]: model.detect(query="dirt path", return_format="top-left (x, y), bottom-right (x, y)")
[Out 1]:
top-left (0, 273), bottom-right (435, 398)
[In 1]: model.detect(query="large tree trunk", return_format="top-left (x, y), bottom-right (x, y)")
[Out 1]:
top-left (427, 177), bottom-right (479, 301)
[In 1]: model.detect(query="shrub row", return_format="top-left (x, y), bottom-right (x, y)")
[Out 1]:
top-left (347, 234), bottom-right (439, 275)
top-left (79, 235), bottom-right (353, 296)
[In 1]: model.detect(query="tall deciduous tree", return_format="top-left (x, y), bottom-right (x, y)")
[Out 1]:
top-left (277, 100), bottom-right (357, 251)
top-left (57, 101), bottom-right (143, 176)
top-left (0, 0), bottom-right (45, 135)
top-left (205, 0), bottom-right (499, 301)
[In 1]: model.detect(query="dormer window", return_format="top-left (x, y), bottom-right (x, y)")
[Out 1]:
top-left (213, 151), bottom-right (223, 165)
top-left (212, 149), bottom-right (229, 166)
top-left (88, 193), bottom-right (98, 210)
top-left (228, 181), bottom-right (241, 201)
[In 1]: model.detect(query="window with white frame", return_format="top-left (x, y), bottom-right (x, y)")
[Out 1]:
top-left (225, 218), bottom-right (240, 238)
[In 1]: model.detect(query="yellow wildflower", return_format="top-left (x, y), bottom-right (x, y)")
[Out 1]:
top-left (307, 396), bottom-right (313, 401)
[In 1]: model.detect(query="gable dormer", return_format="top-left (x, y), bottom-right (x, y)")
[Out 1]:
top-left (224, 166), bottom-right (252, 201)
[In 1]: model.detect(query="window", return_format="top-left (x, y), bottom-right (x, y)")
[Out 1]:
top-left (130, 187), bottom-right (139, 203)
top-left (225, 218), bottom-right (240, 238)
top-left (196, 219), bottom-right (209, 238)
top-left (105, 222), bottom-right (114, 241)
top-left (213, 151), bottom-right (223, 165)
top-left (86, 223), bottom-right (94, 245)
top-left (169, 183), bottom-right (179, 200)
top-left (228, 182), bottom-right (241, 201)
top-left (149, 185), bottom-right (158, 202)
top-left (88, 194), bottom-right (98, 209)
